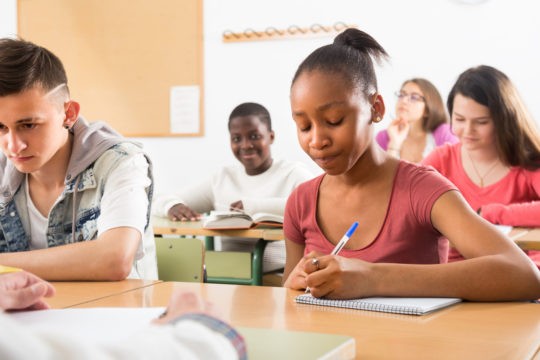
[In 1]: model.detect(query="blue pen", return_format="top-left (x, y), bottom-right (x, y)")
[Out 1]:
top-left (305, 221), bottom-right (358, 293)
top-left (330, 221), bottom-right (359, 255)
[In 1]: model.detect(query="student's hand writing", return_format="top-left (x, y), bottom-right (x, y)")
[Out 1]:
top-left (0, 271), bottom-right (56, 311)
top-left (304, 255), bottom-right (375, 299)
top-left (387, 117), bottom-right (409, 151)
top-left (153, 290), bottom-right (221, 325)
top-left (283, 251), bottom-right (323, 290)
top-left (168, 203), bottom-right (201, 221)
top-left (229, 200), bottom-right (244, 212)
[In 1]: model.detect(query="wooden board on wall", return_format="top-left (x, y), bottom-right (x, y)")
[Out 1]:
top-left (18, 0), bottom-right (203, 137)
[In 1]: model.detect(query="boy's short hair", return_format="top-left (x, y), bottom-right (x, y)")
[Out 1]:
top-left (0, 38), bottom-right (68, 96)
top-left (228, 102), bottom-right (272, 131)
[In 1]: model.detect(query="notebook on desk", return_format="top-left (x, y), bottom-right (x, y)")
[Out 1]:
top-left (295, 294), bottom-right (461, 316)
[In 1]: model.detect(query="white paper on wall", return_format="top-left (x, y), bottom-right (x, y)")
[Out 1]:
top-left (170, 85), bottom-right (200, 134)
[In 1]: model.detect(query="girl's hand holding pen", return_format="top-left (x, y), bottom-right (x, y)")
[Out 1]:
top-left (282, 253), bottom-right (318, 290)
top-left (304, 255), bottom-right (375, 300)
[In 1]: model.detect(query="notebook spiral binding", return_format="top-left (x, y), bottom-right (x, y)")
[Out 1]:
top-left (297, 296), bottom-right (422, 315)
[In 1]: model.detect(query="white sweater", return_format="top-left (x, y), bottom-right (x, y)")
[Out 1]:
top-left (154, 159), bottom-right (314, 217)
top-left (153, 159), bottom-right (314, 272)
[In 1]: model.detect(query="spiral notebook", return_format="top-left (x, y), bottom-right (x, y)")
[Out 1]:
top-left (295, 294), bottom-right (461, 316)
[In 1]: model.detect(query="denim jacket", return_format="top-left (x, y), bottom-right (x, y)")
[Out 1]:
top-left (0, 118), bottom-right (157, 279)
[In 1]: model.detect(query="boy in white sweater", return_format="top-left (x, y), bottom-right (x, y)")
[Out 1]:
top-left (154, 102), bottom-right (313, 272)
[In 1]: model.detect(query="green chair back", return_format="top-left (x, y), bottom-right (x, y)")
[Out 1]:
top-left (155, 236), bottom-right (204, 282)
top-left (204, 238), bottom-right (268, 286)
top-left (206, 251), bottom-right (252, 279)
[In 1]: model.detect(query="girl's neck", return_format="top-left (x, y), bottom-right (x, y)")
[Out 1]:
top-left (463, 144), bottom-right (500, 164)
top-left (408, 119), bottom-right (426, 137)
top-left (336, 144), bottom-right (390, 186)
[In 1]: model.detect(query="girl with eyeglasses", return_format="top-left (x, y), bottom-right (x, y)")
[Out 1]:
top-left (376, 78), bottom-right (458, 162)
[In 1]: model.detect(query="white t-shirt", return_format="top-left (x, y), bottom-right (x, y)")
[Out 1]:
top-left (153, 158), bottom-right (313, 217)
top-left (26, 154), bottom-right (151, 265)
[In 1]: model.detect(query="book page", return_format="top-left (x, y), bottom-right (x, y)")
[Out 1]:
top-left (251, 212), bottom-right (284, 224)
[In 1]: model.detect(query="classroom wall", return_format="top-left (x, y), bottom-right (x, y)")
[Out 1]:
top-left (0, 0), bottom-right (16, 36)
top-left (2, 0), bottom-right (540, 197)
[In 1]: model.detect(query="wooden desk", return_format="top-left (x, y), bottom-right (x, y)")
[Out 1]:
top-left (48, 280), bottom-right (159, 309)
top-left (511, 227), bottom-right (540, 251)
top-left (73, 282), bottom-right (540, 359)
top-left (152, 216), bottom-right (284, 285)
top-left (152, 216), bottom-right (284, 241)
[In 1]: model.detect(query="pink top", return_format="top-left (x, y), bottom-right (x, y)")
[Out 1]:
top-left (422, 143), bottom-right (540, 265)
top-left (284, 161), bottom-right (457, 264)
top-left (422, 143), bottom-right (540, 226)
top-left (376, 123), bottom-right (458, 154)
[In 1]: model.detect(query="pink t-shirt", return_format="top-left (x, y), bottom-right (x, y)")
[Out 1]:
top-left (422, 143), bottom-right (540, 265)
top-left (284, 161), bottom-right (457, 264)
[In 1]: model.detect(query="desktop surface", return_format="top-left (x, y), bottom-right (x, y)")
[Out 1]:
top-left (69, 281), bottom-right (540, 359)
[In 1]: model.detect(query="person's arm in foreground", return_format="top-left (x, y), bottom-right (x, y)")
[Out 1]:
top-left (286, 191), bottom-right (540, 301)
top-left (0, 288), bottom-right (246, 359)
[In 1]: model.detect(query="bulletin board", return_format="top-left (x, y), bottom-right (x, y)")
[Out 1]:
top-left (18, 0), bottom-right (204, 137)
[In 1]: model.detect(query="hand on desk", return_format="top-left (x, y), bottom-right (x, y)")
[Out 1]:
top-left (229, 200), bottom-right (244, 212)
top-left (0, 271), bottom-right (56, 311)
top-left (168, 203), bottom-right (201, 221)
top-left (153, 290), bottom-right (221, 325)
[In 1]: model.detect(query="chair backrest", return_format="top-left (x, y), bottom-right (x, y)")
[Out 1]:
top-left (155, 236), bottom-right (205, 282)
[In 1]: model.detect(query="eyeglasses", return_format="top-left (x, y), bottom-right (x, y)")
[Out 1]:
top-left (394, 91), bottom-right (425, 103)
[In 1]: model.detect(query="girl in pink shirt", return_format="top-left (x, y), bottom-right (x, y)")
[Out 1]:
top-left (422, 65), bottom-right (540, 267)
top-left (284, 28), bottom-right (540, 301)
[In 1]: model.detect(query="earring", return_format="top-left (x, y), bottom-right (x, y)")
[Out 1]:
top-left (373, 115), bottom-right (382, 123)
top-left (64, 124), bottom-right (70, 129)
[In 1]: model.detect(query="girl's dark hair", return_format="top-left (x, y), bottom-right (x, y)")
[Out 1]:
top-left (0, 38), bottom-right (69, 96)
top-left (403, 78), bottom-right (448, 132)
top-left (447, 65), bottom-right (540, 169)
top-left (228, 102), bottom-right (272, 131)
top-left (291, 28), bottom-right (388, 98)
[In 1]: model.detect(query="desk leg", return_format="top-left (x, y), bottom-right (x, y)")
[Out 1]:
top-left (252, 239), bottom-right (268, 286)
top-left (205, 236), bottom-right (215, 251)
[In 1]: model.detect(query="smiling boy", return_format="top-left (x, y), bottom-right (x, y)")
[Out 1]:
top-left (154, 102), bottom-right (313, 273)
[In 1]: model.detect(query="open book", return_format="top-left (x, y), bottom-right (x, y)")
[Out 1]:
top-left (295, 294), bottom-right (461, 316)
top-left (202, 210), bottom-right (284, 229)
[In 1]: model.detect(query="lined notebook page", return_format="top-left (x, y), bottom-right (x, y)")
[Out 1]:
top-left (295, 294), bottom-right (461, 315)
